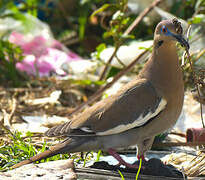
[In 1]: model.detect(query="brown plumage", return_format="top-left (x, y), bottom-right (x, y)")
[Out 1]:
top-left (12, 19), bottom-right (189, 169)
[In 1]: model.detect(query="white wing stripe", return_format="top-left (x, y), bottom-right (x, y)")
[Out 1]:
top-left (97, 98), bottom-right (167, 135)
top-left (80, 127), bottom-right (94, 133)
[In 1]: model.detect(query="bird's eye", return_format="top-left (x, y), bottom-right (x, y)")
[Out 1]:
top-left (162, 27), bottom-right (167, 33)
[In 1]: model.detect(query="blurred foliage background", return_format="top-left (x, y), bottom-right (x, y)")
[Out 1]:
top-left (0, 0), bottom-right (204, 54)
top-left (0, 0), bottom-right (205, 87)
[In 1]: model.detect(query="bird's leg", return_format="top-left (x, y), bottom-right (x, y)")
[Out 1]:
top-left (137, 155), bottom-right (145, 161)
top-left (108, 148), bottom-right (141, 169)
top-left (137, 137), bottom-right (154, 162)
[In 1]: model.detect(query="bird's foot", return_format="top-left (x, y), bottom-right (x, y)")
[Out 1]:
top-left (108, 148), bottom-right (145, 169)
top-left (137, 155), bottom-right (145, 161)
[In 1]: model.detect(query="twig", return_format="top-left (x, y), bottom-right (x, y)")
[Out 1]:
top-left (0, 93), bottom-right (17, 136)
top-left (115, 54), bottom-right (126, 67)
top-left (22, 133), bottom-right (44, 140)
top-left (63, 37), bottom-right (80, 46)
top-left (8, 96), bottom-right (17, 126)
top-left (182, 25), bottom-right (204, 127)
top-left (169, 131), bottom-right (186, 138)
top-left (100, 12), bottom-right (111, 31)
top-left (0, 87), bottom-right (43, 92)
top-left (99, 44), bottom-right (120, 81)
top-left (195, 48), bottom-right (205, 61)
top-left (185, 48), bottom-right (205, 128)
top-left (99, 0), bottom-right (162, 81)
top-left (123, 0), bottom-right (162, 36)
top-left (182, 25), bottom-right (192, 66)
top-left (69, 49), bottom-right (149, 117)
top-left (0, 110), bottom-right (14, 136)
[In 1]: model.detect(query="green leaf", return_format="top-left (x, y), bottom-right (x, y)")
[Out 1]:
top-left (96, 43), bottom-right (106, 58)
top-left (103, 31), bottom-right (114, 39)
top-left (0, 39), bottom-right (26, 86)
top-left (121, 34), bottom-right (135, 40)
top-left (106, 67), bottom-right (121, 79)
top-left (79, 16), bottom-right (87, 40)
top-left (136, 158), bottom-right (142, 180)
top-left (191, 14), bottom-right (205, 24)
top-left (96, 43), bottom-right (106, 53)
top-left (70, 79), bottom-right (105, 86)
top-left (118, 170), bottom-right (125, 180)
top-left (90, 4), bottom-right (112, 18)
top-left (96, 150), bottom-right (102, 162)
top-left (112, 10), bottom-right (124, 20)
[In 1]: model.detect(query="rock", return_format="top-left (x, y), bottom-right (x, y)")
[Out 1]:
top-left (0, 159), bottom-right (77, 180)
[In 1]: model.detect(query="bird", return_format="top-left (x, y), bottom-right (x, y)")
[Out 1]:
top-left (12, 18), bottom-right (189, 169)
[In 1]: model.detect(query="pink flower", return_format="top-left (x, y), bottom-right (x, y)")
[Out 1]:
top-left (16, 55), bottom-right (52, 76)
top-left (9, 31), bottom-right (81, 77)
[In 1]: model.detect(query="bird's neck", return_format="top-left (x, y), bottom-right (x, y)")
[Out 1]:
top-left (139, 40), bottom-right (183, 96)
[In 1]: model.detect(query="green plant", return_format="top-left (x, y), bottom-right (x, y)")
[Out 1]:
top-left (0, 131), bottom-right (70, 171)
top-left (188, 0), bottom-right (205, 24)
top-left (136, 158), bottom-right (142, 180)
top-left (0, 0), bottom-right (41, 34)
top-left (0, 0), bottom-right (40, 18)
top-left (96, 150), bottom-right (102, 162)
top-left (91, 0), bottom-right (135, 79)
top-left (118, 169), bottom-right (125, 180)
top-left (0, 39), bottom-right (27, 87)
top-left (81, 151), bottom-right (94, 167)
top-left (92, 0), bottom-right (134, 45)
top-left (0, 131), bottom-right (36, 171)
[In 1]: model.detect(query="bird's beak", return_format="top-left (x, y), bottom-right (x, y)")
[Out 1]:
top-left (172, 34), bottom-right (190, 50)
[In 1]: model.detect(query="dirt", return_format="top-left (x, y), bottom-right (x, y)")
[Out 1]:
top-left (90, 158), bottom-right (184, 178)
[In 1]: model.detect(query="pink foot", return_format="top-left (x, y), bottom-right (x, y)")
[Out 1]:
top-left (108, 148), bottom-right (145, 169)
top-left (137, 155), bottom-right (145, 161)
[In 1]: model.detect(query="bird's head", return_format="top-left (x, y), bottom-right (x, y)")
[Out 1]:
top-left (154, 18), bottom-right (189, 49)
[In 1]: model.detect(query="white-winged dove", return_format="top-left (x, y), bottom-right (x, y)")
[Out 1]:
top-left (12, 18), bottom-right (189, 169)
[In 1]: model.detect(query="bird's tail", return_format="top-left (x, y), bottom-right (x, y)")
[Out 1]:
top-left (11, 127), bottom-right (141, 169)
top-left (11, 149), bottom-right (56, 169)
top-left (11, 138), bottom-right (74, 169)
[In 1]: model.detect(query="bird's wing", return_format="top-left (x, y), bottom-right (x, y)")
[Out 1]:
top-left (45, 78), bottom-right (167, 137)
